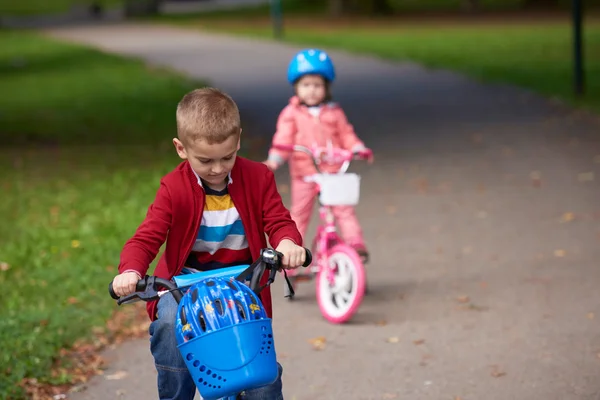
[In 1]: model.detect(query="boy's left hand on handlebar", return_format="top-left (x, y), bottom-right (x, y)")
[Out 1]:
top-left (276, 239), bottom-right (306, 269)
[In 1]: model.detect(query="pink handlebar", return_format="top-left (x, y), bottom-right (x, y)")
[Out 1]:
top-left (272, 144), bottom-right (364, 164)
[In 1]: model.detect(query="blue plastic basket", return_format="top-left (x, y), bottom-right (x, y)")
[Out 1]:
top-left (177, 319), bottom-right (279, 400)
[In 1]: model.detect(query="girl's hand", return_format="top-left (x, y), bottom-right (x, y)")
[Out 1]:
top-left (355, 148), bottom-right (374, 164)
top-left (276, 239), bottom-right (306, 269)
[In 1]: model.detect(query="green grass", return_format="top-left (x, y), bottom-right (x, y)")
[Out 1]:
top-left (0, 0), bottom-right (122, 16)
top-left (0, 30), bottom-right (202, 399)
top-left (156, 12), bottom-right (600, 114)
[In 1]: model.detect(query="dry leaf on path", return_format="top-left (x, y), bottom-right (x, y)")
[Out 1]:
top-left (382, 393), bottom-right (398, 399)
top-left (375, 320), bottom-right (388, 326)
top-left (413, 339), bottom-right (425, 345)
top-left (308, 337), bottom-right (326, 351)
top-left (0, 261), bottom-right (9, 271)
top-left (490, 365), bottom-right (506, 378)
top-left (105, 370), bottom-right (128, 380)
top-left (530, 171), bottom-right (542, 187)
top-left (560, 212), bottom-right (575, 223)
top-left (554, 249), bottom-right (566, 258)
top-left (578, 172), bottom-right (595, 182)
top-left (386, 336), bottom-right (400, 344)
top-left (456, 295), bottom-right (470, 304)
top-left (587, 312), bottom-right (594, 320)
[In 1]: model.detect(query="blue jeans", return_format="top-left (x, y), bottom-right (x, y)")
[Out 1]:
top-left (149, 293), bottom-right (284, 400)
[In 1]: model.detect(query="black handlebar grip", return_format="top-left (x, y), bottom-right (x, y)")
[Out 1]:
top-left (109, 276), bottom-right (148, 300)
top-left (108, 280), bottom-right (119, 300)
top-left (303, 248), bottom-right (312, 268)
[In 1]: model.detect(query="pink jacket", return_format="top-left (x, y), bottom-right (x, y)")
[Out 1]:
top-left (268, 96), bottom-right (365, 178)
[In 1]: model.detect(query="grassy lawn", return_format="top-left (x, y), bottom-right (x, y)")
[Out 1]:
top-left (155, 8), bottom-right (600, 114)
top-left (0, 30), bottom-right (202, 399)
top-left (0, 0), bottom-right (122, 16)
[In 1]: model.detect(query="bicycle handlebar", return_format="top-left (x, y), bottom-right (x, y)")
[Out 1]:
top-left (108, 247), bottom-right (312, 306)
top-left (271, 144), bottom-right (369, 174)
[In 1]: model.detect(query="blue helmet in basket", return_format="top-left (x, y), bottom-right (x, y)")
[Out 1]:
top-left (287, 48), bottom-right (336, 85)
top-left (175, 277), bottom-right (279, 400)
top-left (175, 277), bottom-right (268, 344)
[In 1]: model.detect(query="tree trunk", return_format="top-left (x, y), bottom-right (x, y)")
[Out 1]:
top-left (370, 0), bottom-right (393, 15)
top-left (328, 0), bottom-right (344, 17)
top-left (461, 0), bottom-right (480, 12)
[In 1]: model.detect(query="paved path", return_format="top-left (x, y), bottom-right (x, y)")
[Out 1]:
top-left (45, 23), bottom-right (600, 400)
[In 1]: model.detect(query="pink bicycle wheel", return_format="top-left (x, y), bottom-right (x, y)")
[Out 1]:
top-left (315, 244), bottom-right (366, 324)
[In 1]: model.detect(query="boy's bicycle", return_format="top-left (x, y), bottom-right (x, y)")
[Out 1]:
top-left (272, 143), bottom-right (369, 324)
top-left (108, 247), bottom-right (311, 400)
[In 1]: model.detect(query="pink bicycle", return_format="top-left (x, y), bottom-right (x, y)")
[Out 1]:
top-left (273, 144), bottom-right (369, 324)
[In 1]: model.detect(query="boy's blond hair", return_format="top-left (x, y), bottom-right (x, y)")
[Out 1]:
top-left (176, 87), bottom-right (241, 145)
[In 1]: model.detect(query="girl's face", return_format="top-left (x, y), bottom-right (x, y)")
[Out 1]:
top-left (296, 74), bottom-right (327, 106)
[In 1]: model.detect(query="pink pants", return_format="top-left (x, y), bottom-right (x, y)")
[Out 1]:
top-left (290, 177), bottom-right (365, 248)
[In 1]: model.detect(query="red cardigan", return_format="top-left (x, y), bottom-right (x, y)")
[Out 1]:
top-left (118, 157), bottom-right (302, 321)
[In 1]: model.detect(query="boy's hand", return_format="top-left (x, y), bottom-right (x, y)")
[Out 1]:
top-left (262, 160), bottom-right (279, 171)
top-left (276, 239), bottom-right (306, 269)
top-left (111, 272), bottom-right (141, 297)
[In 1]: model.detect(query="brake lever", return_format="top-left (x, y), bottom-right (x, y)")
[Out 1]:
top-left (114, 276), bottom-right (163, 306)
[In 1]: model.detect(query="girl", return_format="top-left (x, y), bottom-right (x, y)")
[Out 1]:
top-left (263, 48), bottom-right (373, 265)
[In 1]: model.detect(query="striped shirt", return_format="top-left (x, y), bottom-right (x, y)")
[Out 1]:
top-left (184, 184), bottom-right (252, 273)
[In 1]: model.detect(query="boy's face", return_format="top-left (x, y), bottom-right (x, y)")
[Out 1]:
top-left (296, 74), bottom-right (327, 106)
top-left (173, 132), bottom-right (240, 189)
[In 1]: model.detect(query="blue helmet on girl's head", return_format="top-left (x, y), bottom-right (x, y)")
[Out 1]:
top-left (287, 48), bottom-right (336, 85)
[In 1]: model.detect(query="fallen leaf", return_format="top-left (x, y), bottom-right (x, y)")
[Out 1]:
top-left (490, 365), bottom-right (506, 378)
top-left (413, 339), bottom-right (425, 345)
top-left (587, 312), bottom-right (594, 320)
top-left (71, 240), bottom-right (81, 249)
top-left (454, 397), bottom-right (463, 400)
top-left (456, 295), bottom-right (470, 303)
top-left (578, 172), bottom-right (595, 182)
top-left (560, 212), bottom-right (575, 223)
top-left (386, 205), bottom-right (397, 215)
top-left (480, 281), bottom-right (488, 288)
top-left (530, 171), bottom-right (542, 187)
top-left (375, 320), bottom-right (388, 326)
top-left (386, 336), bottom-right (400, 344)
top-left (554, 249), bottom-right (566, 258)
top-left (0, 261), bottom-right (9, 271)
top-left (105, 265), bottom-right (115, 272)
top-left (105, 370), bottom-right (128, 380)
top-left (382, 393), bottom-right (398, 399)
top-left (308, 336), bottom-right (326, 350)
top-left (67, 297), bottom-right (79, 305)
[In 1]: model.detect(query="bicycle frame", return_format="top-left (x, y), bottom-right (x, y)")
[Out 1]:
top-left (273, 143), bottom-right (358, 286)
top-left (109, 248), bottom-right (311, 400)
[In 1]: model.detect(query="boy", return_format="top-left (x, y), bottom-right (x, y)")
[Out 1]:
top-left (111, 87), bottom-right (306, 400)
